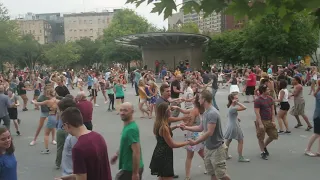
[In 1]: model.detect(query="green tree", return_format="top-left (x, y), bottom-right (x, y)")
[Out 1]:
top-left (44, 42), bottom-right (82, 68)
top-left (0, 3), bottom-right (19, 71)
top-left (102, 9), bottom-right (153, 68)
top-left (75, 38), bottom-right (103, 67)
top-left (14, 34), bottom-right (45, 69)
top-left (127, 0), bottom-right (320, 29)
top-left (206, 30), bottom-right (245, 65)
top-left (168, 22), bottom-right (200, 33)
top-left (103, 9), bottom-right (151, 43)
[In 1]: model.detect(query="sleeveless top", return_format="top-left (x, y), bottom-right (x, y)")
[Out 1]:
top-left (193, 114), bottom-right (202, 126)
top-left (279, 89), bottom-right (288, 102)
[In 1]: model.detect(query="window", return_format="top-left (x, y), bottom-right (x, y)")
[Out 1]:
top-left (40, 30), bottom-right (42, 33)
top-left (84, 29), bottom-right (87, 32)
top-left (29, 30), bottom-right (32, 34)
top-left (74, 30), bottom-right (77, 32)
top-left (37, 37), bottom-right (40, 41)
top-left (98, 19), bottom-right (101, 24)
top-left (90, 29), bottom-right (93, 33)
top-left (102, 19), bottom-right (105, 23)
top-left (80, 29), bottom-right (82, 32)
top-left (79, 20), bottom-right (82, 24)
top-left (89, 20), bottom-right (92, 24)
top-left (84, 20), bottom-right (87, 24)
top-left (107, 17), bottom-right (109, 23)
top-left (70, 29), bottom-right (72, 32)
top-left (33, 30), bottom-right (35, 34)
top-left (73, 20), bottom-right (76, 23)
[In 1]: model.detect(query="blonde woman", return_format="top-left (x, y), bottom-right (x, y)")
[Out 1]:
top-left (32, 88), bottom-right (58, 154)
top-left (148, 81), bottom-right (159, 118)
top-left (138, 80), bottom-right (150, 118)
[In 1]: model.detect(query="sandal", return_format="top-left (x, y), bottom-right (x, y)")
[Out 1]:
top-left (294, 124), bottom-right (303, 128)
top-left (306, 126), bottom-right (313, 131)
top-left (305, 150), bottom-right (316, 157)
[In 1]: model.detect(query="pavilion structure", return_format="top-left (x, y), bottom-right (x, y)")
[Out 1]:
top-left (115, 32), bottom-right (210, 71)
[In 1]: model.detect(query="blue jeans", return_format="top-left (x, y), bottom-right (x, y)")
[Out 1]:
top-left (212, 88), bottom-right (219, 110)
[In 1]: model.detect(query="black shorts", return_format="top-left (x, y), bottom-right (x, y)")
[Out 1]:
top-left (245, 86), bottom-right (255, 95)
top-left (87, 86), bottom-right (92, 90)
top-left (280, 102), bottom-right (290, 111)
top-left (8, 108), bottom-right (18, 120)
top-left (314, 117), bottom-right (320, 135)
top-left (116, 96), bottom-right (124, 99)
top-left (91, 89), bottom-right (97, 97)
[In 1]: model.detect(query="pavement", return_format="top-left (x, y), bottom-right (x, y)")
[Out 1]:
top-left (13, 85), bottom-right (320, 180)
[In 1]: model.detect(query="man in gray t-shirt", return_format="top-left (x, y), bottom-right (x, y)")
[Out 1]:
top-left (182, 90), bottom-right (230, 180)
top-left (202, 106), bottom-right (224, 149)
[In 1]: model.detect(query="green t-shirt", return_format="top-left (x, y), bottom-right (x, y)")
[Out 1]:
top-left (118, 121), bottom-right (144, 171)
top-left (115, 84), bottom-right (124, 98)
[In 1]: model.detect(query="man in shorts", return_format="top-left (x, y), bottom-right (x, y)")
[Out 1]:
top-left (254, 85), bottom-right (278, 160)
top-left (182, 90), bottom-right (231, 180)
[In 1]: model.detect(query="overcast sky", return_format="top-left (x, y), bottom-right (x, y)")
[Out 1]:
top-left (1, 0), bottom-right (183, 28)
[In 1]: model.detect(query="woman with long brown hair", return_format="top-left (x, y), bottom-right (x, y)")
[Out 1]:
top-left (150, 102), bottom-right (189, 180)
top-left (0, 125), bottom-right (17, 180)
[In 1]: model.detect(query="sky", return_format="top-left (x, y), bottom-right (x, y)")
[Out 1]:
top-left (1, 0), bottom-right (183, 28)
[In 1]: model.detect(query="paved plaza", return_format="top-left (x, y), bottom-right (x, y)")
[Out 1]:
top-left (13, 86), bottom-right (320, 180)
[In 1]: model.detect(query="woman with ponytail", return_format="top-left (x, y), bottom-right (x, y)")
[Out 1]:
top-left (224, 93), bottom-right (250, 162)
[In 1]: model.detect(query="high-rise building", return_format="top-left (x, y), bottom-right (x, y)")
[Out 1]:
top-left (63, 11), bottom-right (114, 42)
top-left (177, 0), bottom-right (245, 33)
top-left (16, 19), bottom-right (52, 44)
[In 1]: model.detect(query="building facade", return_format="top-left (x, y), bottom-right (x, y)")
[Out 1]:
top-left (173, 0), bottom-right (245, 33)
top-left (63, 11), bottom-right (114, 42)
top-left (35, 13), bottom-right (65, 42)
top-left (16, 19), bottom-right (52, 44)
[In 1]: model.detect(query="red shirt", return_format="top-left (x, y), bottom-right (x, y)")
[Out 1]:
top-left (76, 100), bottom-right (93, 122)
top-left (72, 131), bottom-right (112, 180)
top-left (246, 73), bottom-right (256, 87)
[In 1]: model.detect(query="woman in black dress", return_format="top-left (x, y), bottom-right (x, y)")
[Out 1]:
top-left (150, 102), bottom-right (189, 179)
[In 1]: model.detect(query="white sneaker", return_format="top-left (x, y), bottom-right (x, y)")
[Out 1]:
top-left (29, 140), bottom-right (36, 146)
top-left (52, 140), bottom-right (57, 145)
top-left (94, 104), bottom-right (99, 107)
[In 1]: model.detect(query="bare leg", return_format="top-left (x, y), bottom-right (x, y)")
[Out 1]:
top-left (306, 134), bottom-right (320, 151)
top-left (277, 110), bottom-right (284, 131)
top-left (302, 114), bottom-right (312, 127)
top-left (44, 128), bottom-right (51, 149)
top-left (185, 150), bottom-right (194, 178)
top-left (283, 113), bottom-right (290, 131)
top-left (237, 139), bottom-right (243, 156)
top-left (31, 117), bottom-right (47, 144)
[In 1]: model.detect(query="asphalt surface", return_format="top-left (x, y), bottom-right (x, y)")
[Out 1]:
top-left (13, 85), bottom-right (320, 180)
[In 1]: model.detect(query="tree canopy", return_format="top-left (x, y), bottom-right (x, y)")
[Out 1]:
top-left (167, 22), bottom-right (200, 33)
top-left (126, 0), bottom-right (320, 29)
top-left (206, 13), bottom-right (319, 66)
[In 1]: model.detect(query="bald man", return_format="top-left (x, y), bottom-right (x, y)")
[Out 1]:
top-left (112, 102), bottom-right (144, 180)
top-left (0, 85), bottom-right (11, 129)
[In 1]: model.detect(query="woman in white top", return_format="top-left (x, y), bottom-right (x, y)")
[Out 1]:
top-left (275, 79), bottom-right (291, 133)
top-left (309, 67), bottom-right (318, 95)
top-left (183, 79), bottom-right (195, 109)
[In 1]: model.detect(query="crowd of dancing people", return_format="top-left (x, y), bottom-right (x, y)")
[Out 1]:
top-left (0, 63), bottom-right (319, 180)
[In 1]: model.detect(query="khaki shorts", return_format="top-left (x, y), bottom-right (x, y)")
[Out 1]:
top-left (255, 120), bottom-right (278, 141)
top-left (204, 143), bottom-right (227, 178)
